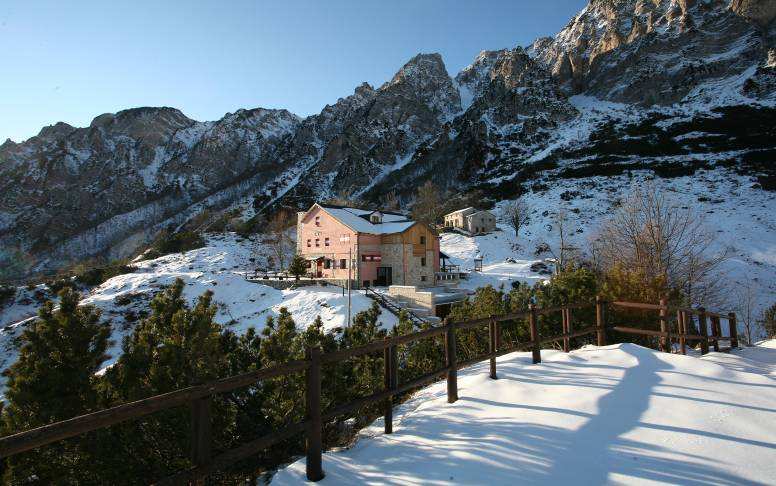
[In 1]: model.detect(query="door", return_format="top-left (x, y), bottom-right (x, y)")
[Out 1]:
top-left (376, 266), bottom-right (392, 286)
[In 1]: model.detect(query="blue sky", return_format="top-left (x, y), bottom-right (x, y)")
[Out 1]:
top-left (0, 0), bottom-right (587, 142)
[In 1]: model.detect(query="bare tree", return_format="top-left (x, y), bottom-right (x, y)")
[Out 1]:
top-left (735, 281), bottom-right (759, 345)
top-left (411, 181), bottom-right (442, 226)
top-left (502, 198), bottom-right (531, 240)
top-left (267, 209), bottom-right (294, 271)
top-left (382, 190), bottom-right (401, 211)
top-left (545, 209), bottom-right (578, 273)
top-left (591, 184), bottom-right (729, 305)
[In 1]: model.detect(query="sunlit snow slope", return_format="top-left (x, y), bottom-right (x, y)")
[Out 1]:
top-left (273, 342), bottom-right (776, 485)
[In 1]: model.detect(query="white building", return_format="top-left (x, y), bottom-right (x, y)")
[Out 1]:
top-left (443, 208), bottom-right (497, 234)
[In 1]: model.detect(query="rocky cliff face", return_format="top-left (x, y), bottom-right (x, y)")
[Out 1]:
top-left (270, 53), bottom-right (461, 209)
top-left (0, 107), bottom-right (299, 274)
top-left (528, 0), bottom-right (773, 105)
top-left (2, 0), bottom-right (775, 280)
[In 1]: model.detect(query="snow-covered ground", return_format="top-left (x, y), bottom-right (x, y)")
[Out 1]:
top-left (0, 233), bottom-right (397, 398)
top-left (443, 169), bottom-right (776, 333)
top-left (273, 341), bottom-right (776, 485)
top-left (440, 231), bottom-right (548, 290)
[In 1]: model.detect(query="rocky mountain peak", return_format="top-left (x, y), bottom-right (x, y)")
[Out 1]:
top-left (489, 47), bottom-right (553, 90)
top-left (36, 121), bottom-right (75, 140)
top-left (455, 49), bottom-right (506, 109)
top-left (352, 82), bottom-right (373, 98)
top-left (382, 52), bottom-right (461, 117)
top-left (88, 106), bottom-right (195, 141)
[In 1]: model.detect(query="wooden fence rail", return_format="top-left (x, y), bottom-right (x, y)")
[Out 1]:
top-left (0, 298), bottom-right (738, 483)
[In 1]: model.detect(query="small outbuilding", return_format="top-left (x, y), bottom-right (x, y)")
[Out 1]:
top-left (443, 208), bottom-right (497, 234)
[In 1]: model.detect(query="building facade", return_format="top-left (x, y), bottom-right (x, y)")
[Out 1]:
top-left (296, 204), bottom-right (440, 288)
top-left (443, 208), bottom-right (497, 234)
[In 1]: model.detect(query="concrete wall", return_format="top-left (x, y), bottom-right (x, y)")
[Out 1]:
top-left (388, 285), bottom-right (435, 310)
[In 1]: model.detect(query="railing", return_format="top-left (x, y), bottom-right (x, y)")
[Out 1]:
top-left (0, 297), bottom-right (736, 483)
top-left (609, 299), bottom-right (738, 355)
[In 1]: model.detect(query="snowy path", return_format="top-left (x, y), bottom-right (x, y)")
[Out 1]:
top-left (273, 343), bottom-right (776, 485)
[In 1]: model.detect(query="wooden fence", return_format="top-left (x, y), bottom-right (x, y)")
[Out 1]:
top-left (0, 297), bottom-right (737, 483)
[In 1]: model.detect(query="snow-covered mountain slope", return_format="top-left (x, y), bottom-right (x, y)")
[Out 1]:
top-left (271, 53), bottom-right (462, 209)
top-left (2, 0), bottom-right (774, 285)
top-left (0, 233), bottom-right (398, 399)
top-left (0, 107), bottom-right (300, 276)
top-left (272, 342), bottom-right (776, 485)
top-left (359, 0), bottom-right (775, 204)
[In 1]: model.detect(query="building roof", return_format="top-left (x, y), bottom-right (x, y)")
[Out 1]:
top-left (466, 209), bottom-right (496, 219)
top-left (445, 207), bottom-right (476, 217)
top-left (315, 203), bottom-right (416, 235)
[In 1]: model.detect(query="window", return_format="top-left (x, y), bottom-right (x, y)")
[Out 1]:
top-left (315, 216), bottom-right (321, 226)
top-left (324, 237), bottom-right (330, 246)
top-left (420, 236), bottom-right (426, 245)
top-left (361, 254), bottom-right (382, 262)
top-left (315, 239), bottom-right (320, 247)
top-left (306, 239), bottom-right (311, 247)
top-left (421, 257), bottom-right (427, 267)
top-left (421, 276), bottom-right (427, 282)
top-left (340, 259), bottom-right (347, 269)
top-left (324, 259), bottom-right (331, 269)
top-left (370, 215), bottom-right (380, 223)
top-left (363, 280), bottom-right (370, 288)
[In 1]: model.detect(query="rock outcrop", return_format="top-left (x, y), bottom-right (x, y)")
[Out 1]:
top-left (0, 107), bottom-right (299, 272)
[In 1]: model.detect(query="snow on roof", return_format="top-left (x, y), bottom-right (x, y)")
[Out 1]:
top-left (466, 209), bottom-right (495, 219)
top-left (317, 204), bottom-right (416, 235)
top-left (445, 207), bottom-right (476, 216)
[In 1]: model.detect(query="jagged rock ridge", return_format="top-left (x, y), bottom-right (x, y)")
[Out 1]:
top-left (2, 0), bottom-right (775, 279)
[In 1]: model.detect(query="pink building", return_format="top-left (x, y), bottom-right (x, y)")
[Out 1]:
top-left (296, 203), bottom-right (440, 288)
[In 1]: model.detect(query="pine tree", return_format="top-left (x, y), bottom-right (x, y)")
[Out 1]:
top-left (1, 288), bottom-right (110, 484)
top-left (288, 254), bottom-right (308, 281)
top-left (97, 279), bottom-right (237, 482)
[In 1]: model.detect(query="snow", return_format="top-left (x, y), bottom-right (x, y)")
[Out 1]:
top-left (440, 231), bottom-right (548, 290)
top-left (273, 342), bottom-right (776, 485)
top-left (272, 286), bottom-right (398, 332)
top-left (319, 205), bottom-right (415, 235)
top-left (0, 234), bottom-right (398, 399)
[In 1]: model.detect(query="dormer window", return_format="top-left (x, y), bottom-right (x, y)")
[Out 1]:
top-left (369, 211), bottom-right (383, 224)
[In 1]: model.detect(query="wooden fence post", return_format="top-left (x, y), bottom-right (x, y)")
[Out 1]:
top-left (659, 297), bottom-right (670, 353)
top-left (190, 395), bottom-right (212, 482)
top-left (445, 320), bottom-right (458, 403)
top-left (562, 308), bottom-right (570, 353)
top-left (698, 308), bottom-right (709, 355)
top-left (596, 296), bottom-right (606, 347)
top-left (383, 339), bottom-right (395, 434)
top-left (305, 346), bottom-right (324, 482)
top-left (711, 316), bottom-right (720, 352)
top-left (489, 315), bottom-right (498, 380)
top-left (728, 312), bottom-right (739, 349)
top-left (495, 317), bottom-right (502, 361)
top-left (529, 304), bottom-right (541, 364)
top-left (677, 310), bottom-right (687, 355)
